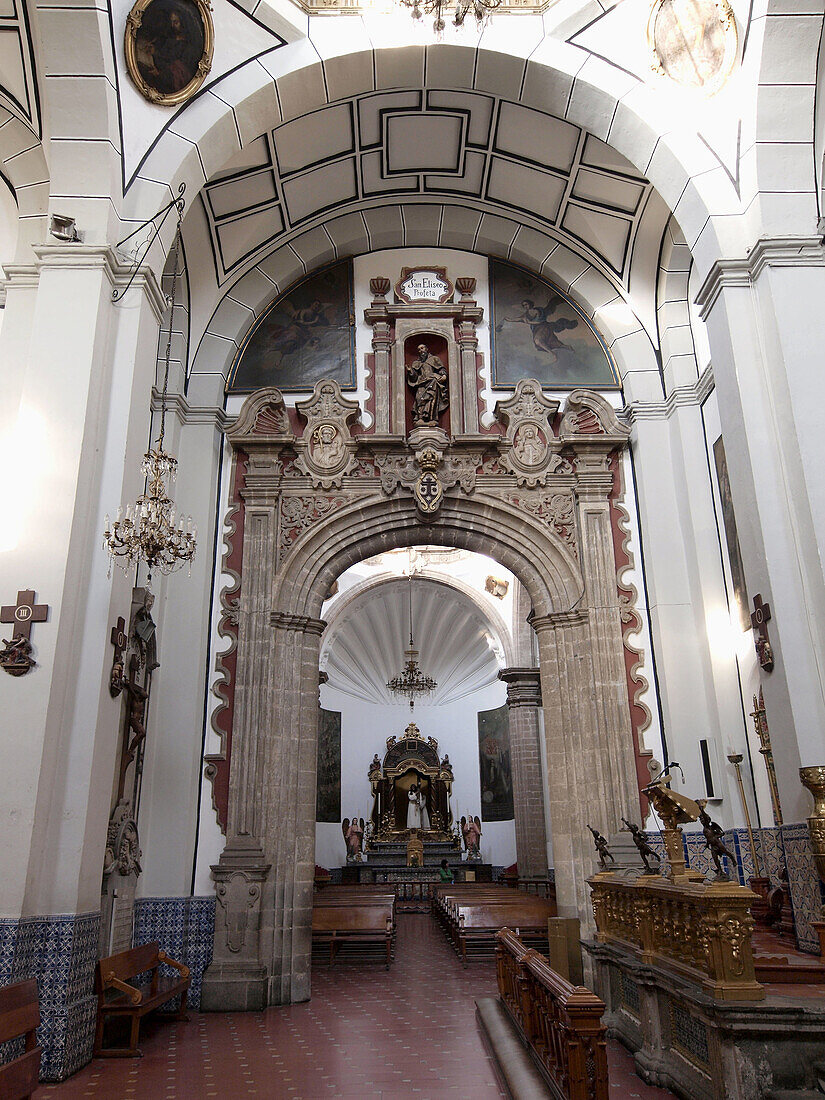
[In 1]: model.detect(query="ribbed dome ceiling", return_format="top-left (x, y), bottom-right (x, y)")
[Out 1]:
top-left (321, 578), bottom-right (504, 706)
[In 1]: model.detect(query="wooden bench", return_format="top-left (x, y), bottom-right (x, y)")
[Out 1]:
top-left (453, 900), bottom-right (557, 966)
top-left (94, 941), bottom-right (190, 1057)
top-left (0, 979), bottom-right (41, 1100)
top-left (312, 904), bottom-right (394, 969)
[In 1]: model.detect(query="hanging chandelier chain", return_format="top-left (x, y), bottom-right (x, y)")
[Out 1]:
top-left (102, 200), bottom-right (197, 589)
top-left (158, 210), bottom-right (183, 450)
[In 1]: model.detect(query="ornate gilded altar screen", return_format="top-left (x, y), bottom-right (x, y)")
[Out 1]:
top-left (369, 722), bottom-right (454, 837)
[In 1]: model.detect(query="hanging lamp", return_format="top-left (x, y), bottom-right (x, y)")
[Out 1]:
top-left (103, 212), bottom-right (197, 588)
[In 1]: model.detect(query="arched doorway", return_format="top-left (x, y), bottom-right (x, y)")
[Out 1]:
top-left (201, 381), bottom-right (643, 1010)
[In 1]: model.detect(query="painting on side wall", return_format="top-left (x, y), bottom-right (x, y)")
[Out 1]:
top-left (478, 704), bottom-right (514, 822)
top-left (713, 435), bottom-right (750, 631)
top-left (316, 709), bottom-right (342, 823)
top-left (490, 259), bottom-right (619, 390)
top-left (228, 261), bottom-right (355, 393)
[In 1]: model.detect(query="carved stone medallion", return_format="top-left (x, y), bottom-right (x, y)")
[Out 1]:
top-left (495, 379), bottom-right (561, 487)
top-left (294, 380), bottom-right (361, 487)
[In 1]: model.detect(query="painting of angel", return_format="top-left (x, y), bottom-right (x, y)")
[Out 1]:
top-left (490, 259), bottom-right (618, 389)
top-left (229, 261), bottom-right (355, 392)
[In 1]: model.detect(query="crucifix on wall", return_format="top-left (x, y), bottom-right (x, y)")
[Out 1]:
top-left (0, 589), bottom-right (49, 676)
top-left (751, 593), bottom-right (774, 672)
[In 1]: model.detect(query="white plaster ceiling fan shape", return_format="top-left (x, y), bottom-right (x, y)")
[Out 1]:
top-left (321, 578), bottom-right (503, 706)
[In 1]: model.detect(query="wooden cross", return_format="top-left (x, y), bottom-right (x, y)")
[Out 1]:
top-left (750, 593), bottom-right (774, 671)
top-left (1, 590), bottom-right (48, 641)
top-left (109, 616), bottom-right (127, 698)
top-left (117, 653), bottom-right (148, 802)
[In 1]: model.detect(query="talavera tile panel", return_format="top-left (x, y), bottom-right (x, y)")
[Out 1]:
top-left (133, 896), bottom-right (215, 1009)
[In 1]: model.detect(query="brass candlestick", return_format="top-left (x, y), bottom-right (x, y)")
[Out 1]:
top-left (727, 752), bottom-right (762, 878)
top-left (751, 688), bottom-right (783, 826)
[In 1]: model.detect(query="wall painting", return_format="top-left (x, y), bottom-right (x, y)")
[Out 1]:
top-left (228, 260), bottom-right (355, 393)
top-left (490, 259), bottom-right (618, 390)
top-left (713, 435), bottom-right (750, 631)
top-left (478, 704), bottom-right (514, 822)
top-left (316, 709), bottom-right (342, 823)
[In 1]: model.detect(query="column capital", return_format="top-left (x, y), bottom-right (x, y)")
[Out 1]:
top-left (498, 667), bottom-right (542, 708)
top-left (530, 609), bottom-right (589, 633)
top-left (270, 611), bottom-right (326, 636)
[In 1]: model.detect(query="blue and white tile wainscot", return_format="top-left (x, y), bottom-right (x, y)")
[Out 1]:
top-left (133, 896), bottom-right (215, 1009)
top-left (0, 911), bottom-right (99, 1081)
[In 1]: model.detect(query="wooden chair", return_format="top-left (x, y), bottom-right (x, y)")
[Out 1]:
top-left (0, 979), bottom-right (41, 1100)
top-left (94, 941), bottom-right (190, 1057)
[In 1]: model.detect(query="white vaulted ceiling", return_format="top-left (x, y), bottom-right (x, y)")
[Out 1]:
top-left (320, 577), bottom-right (505, 707)
top-left (198, 88), bottom-right (664, 291)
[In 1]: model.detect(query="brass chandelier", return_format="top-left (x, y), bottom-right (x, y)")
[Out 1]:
top-left (387, 576), bottom-right (437, 710)
top-left (103, 214), bottom-right (197, 587)
top-left (398, 0), bottom-right (502, 33)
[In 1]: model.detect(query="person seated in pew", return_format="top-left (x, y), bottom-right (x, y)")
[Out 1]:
top-left (439, 858), bottom-right (454, 883)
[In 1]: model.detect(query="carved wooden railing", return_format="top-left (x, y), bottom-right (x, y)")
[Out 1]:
top-left (588, 873), bottom-right (764, 1001)
top-left (496, 927), bottom-right (609, 1100)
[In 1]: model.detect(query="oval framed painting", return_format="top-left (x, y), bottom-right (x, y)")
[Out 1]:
top-left (647, 0), bottom-right (738, 96)
top-left (125, 0), bottom-right (214, 107)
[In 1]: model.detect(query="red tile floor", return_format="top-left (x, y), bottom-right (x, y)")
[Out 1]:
top-left (39, 914), bottom-right (675, 1099)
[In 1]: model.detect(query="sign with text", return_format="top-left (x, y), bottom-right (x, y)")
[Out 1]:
top-left (395, 267), bottom-right (453, 305)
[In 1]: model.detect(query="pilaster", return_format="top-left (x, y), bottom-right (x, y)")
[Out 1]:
top-left (499, 667), bottom-right (548, 879)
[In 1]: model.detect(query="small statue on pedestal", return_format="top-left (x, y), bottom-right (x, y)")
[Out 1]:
top-left (342, 816), bottom-right (364, 862)
top-left (622, 817), bottom-right (662, 875)
top-left (587, 825), bottom-right (615, 869)
top-left (461, 815), bottom-right (482, 860)
top-left (698, 804), bottom-right (735, 880)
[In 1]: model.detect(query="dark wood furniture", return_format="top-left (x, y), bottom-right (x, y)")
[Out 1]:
top-left (94, 941), bottom-right (190, 1057)
top-left (0, 979), bottom-right (41, 1100)
top-left (432, 884), bottom-right (556, 964)
top-left (496, 927), bottom-right (609, 1100)
top-left (312, 903), bottom-right (394, 968)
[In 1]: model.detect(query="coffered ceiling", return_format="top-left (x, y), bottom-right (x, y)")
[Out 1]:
top-left (199, 87), bottom-right (665, 292)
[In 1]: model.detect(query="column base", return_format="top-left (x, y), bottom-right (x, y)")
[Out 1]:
top-left (200, 964), bottom-right (269, 1011)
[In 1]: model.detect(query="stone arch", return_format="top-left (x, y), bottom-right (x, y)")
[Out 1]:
top-left (0, 113), bottom-right (49, 262)
top-left (201, 386), bottom-right (642, 1009)
top-left (126, 37), bottom-right (741, 279)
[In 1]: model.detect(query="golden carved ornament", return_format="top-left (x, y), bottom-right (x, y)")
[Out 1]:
top-left (800, 765), bottom-right (825, 882)
top-left (588, 873), bottom-right (763, 1002)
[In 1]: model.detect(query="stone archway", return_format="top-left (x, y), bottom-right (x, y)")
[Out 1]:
top-left (201, 380), bottom-right (641, 1010)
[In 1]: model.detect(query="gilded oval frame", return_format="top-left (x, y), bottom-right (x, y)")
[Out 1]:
top-left (125, 0), bottom-right (214, 107)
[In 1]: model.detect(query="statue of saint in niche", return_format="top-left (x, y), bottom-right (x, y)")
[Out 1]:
top-left (407, 344), bottom-right (449, 426)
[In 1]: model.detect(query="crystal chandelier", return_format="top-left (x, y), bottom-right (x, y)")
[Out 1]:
top-left (387, 576), bottom-right (437, 710)
top-left (398, 0), bottom-right (501, 33)
top-left (103, 214), bottom-right (197, 587)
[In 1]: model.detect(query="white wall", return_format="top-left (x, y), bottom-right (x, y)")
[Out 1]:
top-left (316, 679), bottom-right (516, 871)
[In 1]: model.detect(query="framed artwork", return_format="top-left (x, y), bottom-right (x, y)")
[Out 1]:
top-left (489, 259), bottom-right (619, 390)
top-left (228, 261), bottom-right (356, 393)
top-left (125, 0), bottom-right (214, 107)
top-left (713, 436), bottom-right (750, 631)
top-left (478, 705), bottom-right (514, 823)
top-left (316, 709), bottom-right (341, 823)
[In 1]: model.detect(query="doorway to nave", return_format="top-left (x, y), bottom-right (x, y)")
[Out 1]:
top-left (316, 546), bottom-right (537, 889)
top-left (202, 385), bottom-right (642, 1010)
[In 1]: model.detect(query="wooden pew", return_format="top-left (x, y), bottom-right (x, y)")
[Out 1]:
top-left (496, 927), bottom-right (608, 1100)
top-left (94, 941), bottom-right (190, 1057)
top-left (0, 979), bottom-right (41, 1100)
top-left (312, 904), bottom-right (394, 969)
top-left (455, 899), bottom-right (556, 966)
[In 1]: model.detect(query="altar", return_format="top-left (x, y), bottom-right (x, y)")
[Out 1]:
top-left (367, 721), bottom-right (455, 839)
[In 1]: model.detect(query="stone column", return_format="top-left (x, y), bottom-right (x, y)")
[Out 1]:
top-left (456, 315), bottom-right (479, 434)
top-left (498, 668), bottom-right (548, 879)
top-left (201, 468), bottom-right (279, 1011)
top-left (0, 246), bottom-right (166, 1077)
top-left (533, 608), bottom-right (639, 925)
top-left (261, 612), bottom-right (326, 1005)
top-left (697, 246), bottom-right (825, 824)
